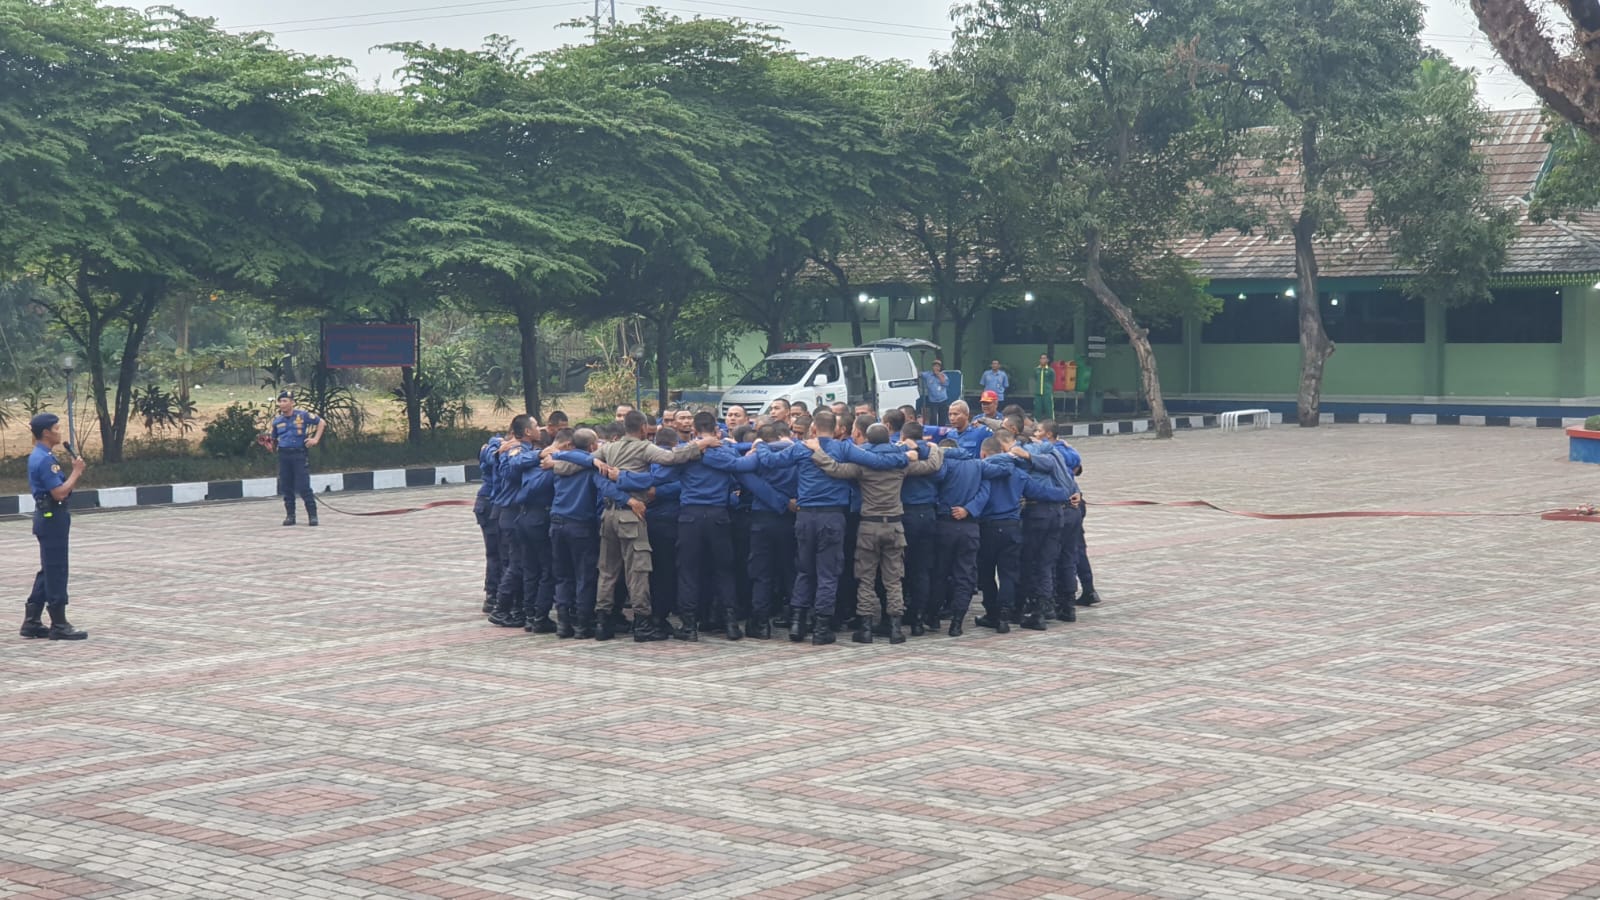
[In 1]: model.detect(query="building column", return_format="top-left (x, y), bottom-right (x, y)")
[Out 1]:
top-left (1423, 299), bottom-right (1446, 400)
top-left (1181, 310), bottom-right (1201, 395)
top-left (880, 294), bottom-right (895, 339)
top-left (1559, 283), bottom-right (1600, 400)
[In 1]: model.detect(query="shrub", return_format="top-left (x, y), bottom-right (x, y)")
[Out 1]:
top-left (201, 403), bottom-right (263, 457)
top-left (584, 361), bottom-right (637, 413)
top-left (133, 382), bottom-right (195, 434)
top-left (1586, 415), bottom-right (1600, 431)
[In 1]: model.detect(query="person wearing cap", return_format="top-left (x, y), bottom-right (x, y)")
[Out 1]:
top-left (266, 391), bottom-right (326, 526)
top-left (979, 359), bottom-right (1009, 403)
top-left (21, 413), bottom-right (88, 640)
top-left (920, 359), bottom-right (949, 426)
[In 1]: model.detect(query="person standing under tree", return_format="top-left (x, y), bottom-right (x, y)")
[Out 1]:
top-left (21, 413), bottom-right (88, 640)
top-left (266, 391), bottom-right (326, 526)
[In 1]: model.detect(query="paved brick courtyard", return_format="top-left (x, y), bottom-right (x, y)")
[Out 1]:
top-left (3, 424), bottom-right (1600, 899)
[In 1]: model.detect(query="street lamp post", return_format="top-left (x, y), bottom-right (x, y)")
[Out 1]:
top-left (629, 343), bottom-right (646, 413)
top-left (59, 353), bottom-right (77, 458)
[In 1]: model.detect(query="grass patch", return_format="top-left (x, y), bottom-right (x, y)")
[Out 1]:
top-left (0, 430), bottom-right (490, 494)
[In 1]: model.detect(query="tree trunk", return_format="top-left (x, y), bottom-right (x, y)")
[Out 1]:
top-left (1085, 233), bottom-right (1171, 438)
top-left (928, 297), bottom-right (943, 350)
top-left (399, 365), bottom-right (422, 443)
top-left (950, 314), bottom-right (969, 374)
top-left (176, 295), bottom-right (191, 411)
top-left (765, 305), bottom-right (785, 355)
top-left (98, 287), bottom-right (160, 463)
top-left (514, 301), bottom-right (541, 419)
top-left (1469, 0), bottom-right (1600, 138)
top-left (655, 316), bottom-right (672, 416)
top-left (1293, 216), bottom-right (1334, 427)
top-left (1292, 119), bottom-right (1335, 428)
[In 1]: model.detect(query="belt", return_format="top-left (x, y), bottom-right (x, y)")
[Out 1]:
top-left (938, 513), bottom-right (978, 523)
top-left (604, 499), bottom-right (630, 510)
top-left (903, 504), bottom-right (935, 513)
top-left (798, 505), bottom-right (847, 514)
top-left (860, 514), bottom-right (902, 524)
top-left (750, 509), bottom-right (792, 518)
top-left (980, 516), bottom-right (1021, 525)
top-left (1024, 500), bottom-right (1066, 509)
top-left (551, 515), bottom-right (595, 525)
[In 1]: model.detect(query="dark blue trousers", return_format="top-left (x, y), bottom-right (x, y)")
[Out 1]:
top-left (901, 506), bottom-right (936, 621)
top-left (493, 506), bottom-right (524, 615)
top-left (517, 511), bottom-right (554, 619)
top-left (551, 518), bottom-right (599, 618)
top-left (977, 518), bottom-right (1023, 618)
top-left (747, 511), bottom-right (795, 621)
top-left (474, 497), bottom-right (501, 597)
top-left (277, 448), bottom-right (317, 516)
top-left (27, 510), bottom-right (70, 609)
top-left (646, 511), bottom-right (678, 623)
top-left (676, 506), bottom-right (735, 618)
top-left (1056, 501), bottom-right (1093, 602)
top-left (791, 509), bottom-right (845, 617)
top-left (1022, 504), bottom-right (1065, 610)
top-left (934, 517), bottom-right (980, 620)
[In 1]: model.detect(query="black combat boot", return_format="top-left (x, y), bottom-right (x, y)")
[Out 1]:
top-left (1075, 589), bottom-right (1101, 607)
top-left (872, 617), bottom-right (892, 637)
top-left (556, 609), bottom-right (575, 639)
top-left (974, 614), bottom-right (999, 629)
top-left (307, 513), bottom-right (319, 526)
top-left (45, 605), bottom-right (87, 641)
top-left (788, 609), bottom-right (809, 643)
top-left (633, 617), bottom-right (670, 642)
top-left (577, 612), bottom-right (597, 640)
top-left (1057, 600), bottom-right (1078, 623)
top-left (925, 609), bottom-right (942, 632)
top-left (481, 593), bottom-right (495, 615)
top-left (488, 600), bottom-right (524, 628)
top-left (594, 616), bottom-right (614, 641)
top-left (724, 614), bottom-right (743, 641)
top-left (908, 609), bottom-right (926, 637)
top-left (282, 515), bottom-right (295, 526)
top-left (947, 617), bottom-right (964, 637)
top-left (852, 618), bottom-right (873, 644)
top-left (527, 613), bottom-right (557, 634)
top-left (1021, 608), bottom-right (1048, 631)
top-left (887, 615), bottom-right (906, 644)
top-left (20, 603), bottom-right (48, 639)
top-left (676, 613), bottom-right (699, 642)
top-left (811, 618), bottom-right (836, 646)
top-left (747, 617), bottom-right (772, 640)
top-left (282, 497), bottom-right (295, 526)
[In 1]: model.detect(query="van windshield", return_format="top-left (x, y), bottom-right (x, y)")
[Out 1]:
top-left (737, 358), bottom-right (815, 386)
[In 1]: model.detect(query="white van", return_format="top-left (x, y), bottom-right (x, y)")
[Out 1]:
top-left (719, 339), bottom-right (938, 420)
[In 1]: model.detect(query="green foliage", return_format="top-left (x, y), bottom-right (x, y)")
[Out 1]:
top-left (302, 362), bottom-right (365, 437)
top-left (200, 402), bottom-right (263, 457)
top-left (584, 361), bottom-right (639, 414)
top-left (1586, 414), bottom-right (1600, 431)
top-left (132, 383), bottom-right (195, 434)
top-left (20, 381), bottom-right (50, 417)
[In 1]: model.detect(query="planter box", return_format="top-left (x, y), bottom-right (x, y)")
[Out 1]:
top-left (1569, 428), bottom-right (1600, 464)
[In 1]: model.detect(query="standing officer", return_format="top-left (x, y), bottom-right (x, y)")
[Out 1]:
top-left (756, 410), bottom-right (851, 645)
top-left (921, 359), bottom-right (950, 425)
top-left (486, 415), bottom-right (535, 628)
top-left (979, 359), bottom-right (1009, 403)
top-left (807, 423), bottom-right (936, 645)
top-left (1033, 354), bottom-right (1054, 420)
top-left (664, 411), bottom-right (762, 641)
top-left (930, 439), bottom-right (989, 636)
top-left (545, 429), bottom-right (604, 638)
top-left (615, 428), bottom-right (686, 637)
top-left (267, 391), bottom-right (325, 526)
top-left (20, 413), bottom-right (88, 640)
top-left (898, 422), bottom-right (939, 635)
top-left (474, 431), bottom-right (505, 613)
top-left (739, 422), bottom-right (797, 639)
top-left (975, 437), bottom-right (1027, 633)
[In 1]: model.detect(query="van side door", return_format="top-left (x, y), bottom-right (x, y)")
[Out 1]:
top-left (872, 350), bottom-right (920, 412)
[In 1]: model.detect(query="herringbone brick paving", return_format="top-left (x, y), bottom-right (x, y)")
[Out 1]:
top-left (3, 425), bottom-right (1598, 898)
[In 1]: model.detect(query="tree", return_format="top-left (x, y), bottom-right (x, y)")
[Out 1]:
top-left (951, 0), bottom-right (1241, 438)
top-left (1470, 0), bottom-right (1600, 138)
top-left (1218, 1), bottom-right (1513, 425)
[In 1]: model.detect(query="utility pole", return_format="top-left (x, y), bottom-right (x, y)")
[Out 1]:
top-left (593, 0), bottom-right (615, 40)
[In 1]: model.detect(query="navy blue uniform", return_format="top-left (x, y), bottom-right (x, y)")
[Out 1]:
top-left (1017, 443), bottom-right (1075, 618)
top-left (619, 464), bottom-right (683, 628)
top-left (900, 442), bottom-right (939, 626)
top-left (475, 436), bottom-right (504, 601)
top-left (674, 445), bottom-right (761, 623)
top-left (271, 408), bottom-right (322, 519)
top-left (932, 448), bottom-right (989, 624)
top-left (1054, 442), bottom-right (1093, 606)
top-left (26, 445), bottom-right (72, 613)
top-left (740, 453), bottom-right (798, 627)
top-left (977, 455), bottom-right (1027, 621)
top-left (550, 451), bottom-right (604, 625)
top-left (760, 438), bottom-right (856, 620)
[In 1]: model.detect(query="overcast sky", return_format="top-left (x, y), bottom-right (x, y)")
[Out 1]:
top-left (181, 0), bottom-right (1537, 109)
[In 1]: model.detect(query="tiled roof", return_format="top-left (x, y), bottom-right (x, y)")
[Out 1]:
top-left (1173, 108), bottom-right (1600, 280)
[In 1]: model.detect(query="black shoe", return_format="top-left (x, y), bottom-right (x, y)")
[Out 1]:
top-left (488, 610), bottom-right (524, 628)
top-left (556, 610), bottom-right (575, 639)
top-left (676, 613), bottom-right (699, 642)
top-left (975, 615), bottom-right (999, 629)
top-left (888, 615), bottom-right (906, 644)
top-left (20, 603), bottom-right (48, 639)
top-left (307, 514), bottom-right (319, 527)
top-left (1075, 590), bottom-right (1101, 607)
top-left (788, 610), bottom-right (809, 643)
top-left (872, 618), bottom-right (892, 637)
top-left (925, 611), bottom-right (941, 631)
top-left (527, 614), bottom-right (557, 634)
top-left (725, 617), bottom-right (744, 641)
top-left (747, 618), bottom-right (772, 640)
top-left (1058, 602), bottom-right (1078, 623)
top-left (1008, 609), bottom-right (1022, 624)
top-left (811, 623), bottom-right (836, 646)
top-left (909, 620), bottom-right (926, 637)
top-left (633, 620), bottom-right (670, 642)
top-left (1021, 614), bottom-right (1048, 631)
top-left (577, 613), bottom-right (596, 640)
top-left (45, 607), bottom-right (86, 641)
top-left (282, 516), bottom-right (295, 526)
top-left (595, 617), bottom-right (614, 641)
top-left (947, 619), bottom-right (964, 637)
top-left (481, 595), bottom-right (495, 615)
top-left (995, 617), bottom-right (1011, 634)
top-left (852, 622), bottom-right (873, 644)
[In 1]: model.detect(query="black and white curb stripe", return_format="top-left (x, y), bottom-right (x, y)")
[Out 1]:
top-left (1, 463), bottom-right (483, 517)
